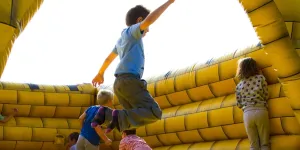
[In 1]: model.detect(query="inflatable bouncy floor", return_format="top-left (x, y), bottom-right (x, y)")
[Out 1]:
top-left (1, 0), bottom-right (300, 150)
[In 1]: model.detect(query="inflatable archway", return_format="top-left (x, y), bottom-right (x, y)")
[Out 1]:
top-left (1, 0), bottom-right (300, 149)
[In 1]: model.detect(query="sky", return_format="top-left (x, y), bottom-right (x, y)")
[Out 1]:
top-left (1, 0), bottom-right (259, 85)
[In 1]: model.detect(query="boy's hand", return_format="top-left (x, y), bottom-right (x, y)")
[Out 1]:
top-left (168, 0), bottom-right (175, 3)
top-left (92, 73), bottom-right (104, 87)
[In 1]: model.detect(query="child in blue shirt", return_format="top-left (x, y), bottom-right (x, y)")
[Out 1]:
top-left (76, 89), bottom-right (114, 150)
top-left (92, 0), bottom-right (175, 133)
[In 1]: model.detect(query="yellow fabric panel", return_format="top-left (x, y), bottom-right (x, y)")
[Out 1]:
top-left (195, 64), bottom-right (219, 86)
top-left (199, 127), bottom-right (228, 141)
top-left (282, 79), bottom-right (300, 109)
top-left (155, 78), bottom-right (175, 96)
top-left (15, 117), bottom-right (43, 128)
top-left (165, 116), bottom-right (185, 133)
top-left (236, 139), bottom-right (250, 150)
top-left (274, 0), bottom-right (300, 22)
top-left (285, 22), bottom-right (293, 37)
top-left (249, 2), bottom-right (282, 28)
top-left (185, 112), bottom-right (208, 130)
top-left (169, 144), bottom-right (191, 150)
top-left (145, 119), bottom-right (164, 136)
top-left (0, 126), bottom-right (2, 140)
top-left (157, 133), bottom-right (181, 145)
top-left (0, 0), bottom-right (12, 25)
top-left (208, 107), bottom-right (234, 127)
top-left (221, 94), bottom-right (236, 108)
top-left (268, 83), bottom-right (281, 99)
top-left (239, 0), bottom-right (271, 12)
top-left (174, 71), bottom-right (196, 91)
top-left (153, 146), bottom-right (171, 150)
top-left (3, 126), bottom-right (32, 140)
top-left (268, 97), bottom-right (294, 118)
top-left (0, 141), bottom-right (16, 150)
top-left (1, 82), bottom-right (30, 90)
top-left (113, 129), bottom-right (122, 141)
top-left (0, 116), bottom-right (16, 127)
top-left (248, 1), bottom-right (288, 44)
top-left (15, 141), bottom-right (43, 150)
top-left (222, 123), bottom-right (247, 139)
top-left (187, 85), bottom-right (215, 102)
top-left (2, 104), bottom-right (30, 117)
top-left (112, 94), bottom-right (120, 105)
top-left (0, 24), bottom-right (15, 77)
top-left (0, 90), bottom-right (17, 104)
top-left (270, 135), bottom-right (300, 150)
top-left (136, 126), bottom-right (147, 137)
top-left (176, 101), bottom-right (201, 116)
top-left (147, 83), bottom-right (155, 97)
top-left (233, 106), bottom-right (243, 123)
top-left (69, 93), bottom-right (91, 107)
top-left (42, 118), bottom-right (69, 129)
top-left (32, 128), bottom-right (57, 141)
top-left (292, 23), bottom-right (300, 48)
top-left (212, 139), bottom-right (240, 150)
top-left (219, 57), bottom-right (242, 80)
top-left (281, 117), bottom-right (300, 134)
top-left (143, 136), bottom-right (163, 148)
top-left (177, 130), bottom-right (204, 143)
top-left (18, 91), bottom-right (44, 105)
top-left (262, 67), bottom-right (278, 84)
top-left (270, 118), bottom-right (284, 135)
top-left (30, 106), bottom-right (56, 117)
top-left (198, 97), bottom-right (224, 112)
top-left (45, 93), bottom-right (69, 106)
top-left (162, 106), bottom-right (179, 118)
top-left (67, 119), bottom-right (80, 129)
top-left (246, 49), bottom-right (272, 68)
top-left (54, 106), bottom-right (81, 118)
top-left (42, 142), bottom-right (66, 150)
top-left (167, 91), bottom-right (191, 106)
top-left (188, 142), bottom-right (214, 150)
top-left (154, 96), bottom-right (172, 109)
top-left (209, 79), bottom-right (236, 97)
top-left (264, 37), bottom-right (300, 78)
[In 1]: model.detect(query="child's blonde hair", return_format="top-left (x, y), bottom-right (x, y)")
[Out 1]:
top-left (96, 89), bottom-right (114, 105)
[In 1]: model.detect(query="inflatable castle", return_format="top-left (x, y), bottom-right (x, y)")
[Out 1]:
top-left (1, 0), bottom-right (300, 149)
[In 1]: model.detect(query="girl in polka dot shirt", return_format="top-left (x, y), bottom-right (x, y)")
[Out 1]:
top-left (236, 57), bottom-right (270, 150)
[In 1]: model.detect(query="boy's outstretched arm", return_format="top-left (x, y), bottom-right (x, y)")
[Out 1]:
top-left (140, 0), bottom-right (175, 31)
top-left (92, 51), bottom-right (118, 87)
top-left (94, 125), bottom-right (112, 146)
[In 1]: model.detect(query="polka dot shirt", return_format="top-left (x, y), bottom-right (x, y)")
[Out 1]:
top-left (236, 74), bottom-right (269, 109)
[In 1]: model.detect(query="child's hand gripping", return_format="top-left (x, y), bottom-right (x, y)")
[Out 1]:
top-left (105, 138), bottom-right (112, 146)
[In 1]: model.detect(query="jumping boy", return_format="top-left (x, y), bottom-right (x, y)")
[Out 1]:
top-left (92, 0), bottom-right (175, 133)
top-left (76, 89), bottom-right (114, 150)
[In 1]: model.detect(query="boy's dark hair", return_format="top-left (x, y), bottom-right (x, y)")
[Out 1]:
top-left (123, 129), bottom-right (136, 135)
top-left (126, 5), bottom-right (150, 26)
top-left (68, 132), bottom-right (79, 141)
top-left (236, 57), bottom-right (259, 80)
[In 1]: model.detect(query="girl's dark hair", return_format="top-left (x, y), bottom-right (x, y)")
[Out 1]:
top-left (126, 5), bottom-right (150, 26)
top-left (68, 132), bottom-right (79, 141)
top-left (236, 57), bottom-right (259, 79)
top-left (123, 129), bottom-right (136, 135)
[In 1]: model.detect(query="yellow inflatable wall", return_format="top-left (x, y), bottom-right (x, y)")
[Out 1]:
top-left (1, 0), bottom-right (300, 150)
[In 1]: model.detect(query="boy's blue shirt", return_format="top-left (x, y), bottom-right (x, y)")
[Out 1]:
top-left (113, 23), bottom-right (145, 78)
top-left (80, 105), bottom-right (101, 146)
